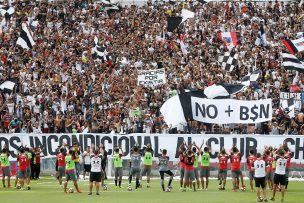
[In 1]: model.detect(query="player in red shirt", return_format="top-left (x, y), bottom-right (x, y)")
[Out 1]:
top-left (283, 144), bottom-right (293, 190)
top-left (178, 143), bottom-right (186, 189)
top-left (264, 149), bottom-right (274, 190)
top-left (247, 149), bottom-right (257, 191)
top-left (230, 146), bottom-right (246, 192)
top-left (18, 148), bottom-right (29, 190)
top-left (182, 149), bottom-right (196, 192)
top-left (217, 148), bottom-right (229, 190)
top-left (57, 148), bottom-right (66, 185)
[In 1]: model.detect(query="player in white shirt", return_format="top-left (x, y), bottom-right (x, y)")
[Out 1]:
top-left (270, 150), bottom-right (288, 202)
top-left (88, 150), bottom-right (103, 196)
top-left (252, 153), bottom-right (268, 202)
top-left (82, 147), bottom-right (91, 180)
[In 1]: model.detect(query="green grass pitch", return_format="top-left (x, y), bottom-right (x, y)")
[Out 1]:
top-left (0, 178), bottom-right (303, 203)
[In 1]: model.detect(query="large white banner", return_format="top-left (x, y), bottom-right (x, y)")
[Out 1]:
top-left (191, 97), bottom-right (272, 124)
top-left (137, 68), bottom-right (166, 87)
top-left (1, 133), bottom-right (303, 163)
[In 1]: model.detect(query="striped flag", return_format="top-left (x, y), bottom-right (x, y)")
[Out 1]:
top-left (218, 32), bottom-right (241, 50)
top-left (204, 84), bottom-right (244, 99)
top-left (16, 23), bottom-right (35, 50)
top-left (282, 37), bottom-right (304, 54)
top-left (282, 52), bottom-right (304, 72)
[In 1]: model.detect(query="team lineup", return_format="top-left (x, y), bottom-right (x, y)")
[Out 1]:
top-left (0, 141), bottom-right (292, 202)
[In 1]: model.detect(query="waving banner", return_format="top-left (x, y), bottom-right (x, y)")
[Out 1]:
top-left (0, 134), bottom-right (303, 163)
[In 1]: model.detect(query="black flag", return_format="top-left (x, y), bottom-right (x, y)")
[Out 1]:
top-left (167, 17), bottom-right (182, 32)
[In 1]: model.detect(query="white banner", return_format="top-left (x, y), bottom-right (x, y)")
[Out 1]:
top-left (280, 92), bottom-right (303, 110)
top-left (191, 97), bottom-right (272, 124)
top-left (1, 133), bottom-right (303, 163)
top-left (137, 68), bottom-right (166, 87)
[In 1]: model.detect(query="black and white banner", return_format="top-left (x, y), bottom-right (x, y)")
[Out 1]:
top-left (280, 92), bottom-right (303, 110)
top-left (1, 134), bottom-right (303, 163)
top-left (161, 91), bottom-right (272, 126)
top-left (137, 68), bottom-right (166, 87)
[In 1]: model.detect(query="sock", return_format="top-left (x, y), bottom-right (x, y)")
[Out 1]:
top-left (115, 180), bottom-right (117, 186)
top-left (129, 175), bottom-right (132, 184)
top-left (119, 180), bottom-right (121, 187)
top-left (219, 180), bottom-right (222, 185)
top-left (135, 178), bottom-right (139, 188)
top-left (168, 177), bottom-right (173, 187)
top-left (161, 180), bottom-right (165, 191)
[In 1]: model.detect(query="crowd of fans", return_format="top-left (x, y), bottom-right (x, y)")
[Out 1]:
top-left (0, 0), bottom-right (303, 135)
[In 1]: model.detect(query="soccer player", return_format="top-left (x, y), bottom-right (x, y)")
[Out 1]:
top-left (192, 146), bottom-right (200, 190)
top-left (0, 148), bottom-right (11, 188)
top-left (17, 148), bottom-right (29, 190)
top-left (128, 145), bottom-right (141, 190)
top-left (25, 148), bottom-right (35, 190)
top-left (218, 148), bottom-right (229, 190)
top-left (270, 149), bottom-right (288, 202)
top-left (140, 144), bottom-right (153, 188)
top-left (57, 148), bottom-right (66, 185)
top-left (72, 143), bottom-right (81, 180)
top-left (158, 149), bottom-right (173, 192)
top-left (253, 153), bottom-right (268, 202)
top-left (200, 143), bottom-right (211, 190)
top-left (230, 146), bottom-right (246, 191)
top-left (247, 149), bottom-right (257, 191)
top-left (283, 144), bottom-right (292, 190)
top-left (183, 148), bottom-right (196, 192)
top-left (88, 150), bottom-right (102, 195)
top-left (264, 149), bottom-right (274, 190)
top-left (64, 149), bottom-right (81, 193)
top-left (113, 146), bottom-right (124, 188)
top-left (178, 143), bottom-right (186, 189)
top-left (83, 147), bottom-right (91, 180)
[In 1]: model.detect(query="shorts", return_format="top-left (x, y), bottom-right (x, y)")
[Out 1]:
top-left (249, 171), bottom-right (254, 181)
top-left (26, 166), bottom-right (31, 178)
top-left (18, 170), bottom-right (27, 179)
top-left (159, 170), bottom-right (173, 179)
top-left (180, 167), bottom-right (185, 179)
top-left (255, 177), bottom-right (266, 188)
top-left (266, 171), bottom-right (274, 181)
top-left (141, 167), bottom-right (152, 176)
top-left (194, 168), bottom-right (199, 180)
top-left (200, 167), bottom-right (210, 178)
top-left (1, 167), bottom-right (11, 177)
top-left (130, 168), bottom-right (140, 178)
top-left (218, 169), bottom-right (227, 179)
top-left (84, 164), bottom-right (91, 172)
top-left (114, 167), bottom-right (123, 179)
top-left (184, 170), bottom-right (195, 182)
top-left (274, 174), bottom-right (286, 186)
top-left (89, 172), bottom-right (101, 182)
top-left (232, 170), bottom-right (242, 178)
top-left (66, 170), bottom-right (77, 181)
top-left (58, 166), bottom-right (65, 178)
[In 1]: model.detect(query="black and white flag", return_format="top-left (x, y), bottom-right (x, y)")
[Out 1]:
top-left (91, 37), bottom-right (111, 62)
top-left (255, 24), bottom-right (268, 47)
top-left (281, 98), bottom-right (295, 118)
top-left (217, 52), bottom-right (238, 72)
top-left (204, 84), bottom-right (244, 99)
top-left (0, 5), bottom-right (14, 19)
top-left (282, 52), bottom-right (304, 72)
top-left (241, 69), bottom-right (262, 86)
top-left (160, 91), bottom-right (272, 126)
top-left (16, 23), bottom-right (35, 50)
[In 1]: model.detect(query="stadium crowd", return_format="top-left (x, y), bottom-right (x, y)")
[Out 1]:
top-left (0, 0), bottom-right (303, 135)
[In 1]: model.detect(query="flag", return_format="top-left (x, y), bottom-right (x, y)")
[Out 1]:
top-left (181, 9), bottom-right (194, 23)
top-left (0, 80), bottom-right (15, 91)
top-left (204, 84), bottom-right (244, 99)
top-left (0, 5), bottom-right (14, 19)
top-left (16, 23), bottom-right (35, 50)
top-left (218, 32), bottom-right (241, 50)
top-left (282, 37), bottom-right (304, 54)
top-left (217, 52), bottom-right (238, 72)
top-left (255, 24), bottom-right (267, 47)
top-left (282, 52), bottom-right (304, 72)
top-left (197, 0), bottom-right (208, 5)
top-left (92, 45), bottom-right (111, 62)
top-left (167, 17), bottom-right (182, 32)
top-left (241, 69), bottom-right (262, 86)
top-left (281, 98), bottom-right (295, 118)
